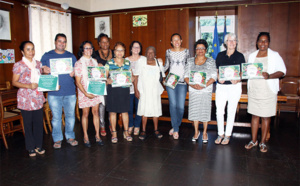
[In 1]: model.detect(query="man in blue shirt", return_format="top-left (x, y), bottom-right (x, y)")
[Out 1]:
top-left (41, 33), bottom-right (78, 148)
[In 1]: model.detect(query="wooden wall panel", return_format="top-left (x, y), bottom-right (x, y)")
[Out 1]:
top-left (72, 14), bottom-right (88, 58)
top-left (0, 1), bottom-right (29, 84)
top-left (238, 2), bottom-right (300, 77)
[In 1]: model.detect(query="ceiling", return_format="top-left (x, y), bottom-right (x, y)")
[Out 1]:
top-left (46, 0), bottom-right (238, 13)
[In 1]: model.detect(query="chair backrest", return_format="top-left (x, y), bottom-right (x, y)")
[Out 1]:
top-left (280, 76), bottom-right (300, 96)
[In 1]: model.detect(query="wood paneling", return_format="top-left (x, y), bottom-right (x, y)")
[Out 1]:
top-left (238, 2), bottom-right (300, 77)
top-left (0, 1), bottom-right (29, 84)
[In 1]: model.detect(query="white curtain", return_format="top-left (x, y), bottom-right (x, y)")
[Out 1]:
top-left (28, 5), bottom-right (72, 61)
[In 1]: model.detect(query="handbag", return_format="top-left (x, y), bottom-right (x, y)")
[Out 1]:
top-left (156, 59), bottom-right (163, 83)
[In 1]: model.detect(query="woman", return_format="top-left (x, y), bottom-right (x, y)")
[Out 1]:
top-left (75, 41), bottom-right (104, 147)
top-left (245, 32), bottom-right (286, 152)
top-left (184, 39), bottom-right (217, 142)
top-left (164, 33), bottom-right (189, 139)
top-left (136, 46), bottom-right (165, 140)
top-left (12, 41), bottom-right (46, 157)
top-left (93, 33), bottom-right (114, 136)
top-left (125, 41), bottom-right (146, 135)
top-left (105, 42), bottom-right (132, 143)
top-left (215, 33), bottom-right (245, 145)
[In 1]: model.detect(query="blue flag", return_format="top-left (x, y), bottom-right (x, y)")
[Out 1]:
top-left (223, 18), bottom-right (227, 44)
top-left (212, 21), bottom-right (220, 60)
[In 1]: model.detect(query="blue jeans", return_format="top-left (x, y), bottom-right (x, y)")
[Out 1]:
top-left (48, 95), bottom-right (76, 142)
top-left (166, 84), bottom-right (187, 132)
top-left (129, 94), bottom-right (142, 128)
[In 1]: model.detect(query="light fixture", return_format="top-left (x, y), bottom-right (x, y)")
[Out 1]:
top-left (61, 3), bottom-right (69, 10)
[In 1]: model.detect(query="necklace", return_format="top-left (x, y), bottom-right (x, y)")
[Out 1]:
top-left (100, 49), bottom-right (110, 60)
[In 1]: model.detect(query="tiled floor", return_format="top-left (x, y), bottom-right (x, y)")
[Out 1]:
top-left (0, 110), bottom-right (299, 186)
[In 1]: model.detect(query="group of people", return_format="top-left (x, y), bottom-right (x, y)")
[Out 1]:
top-left (12, 31), bottom-right (286, 157)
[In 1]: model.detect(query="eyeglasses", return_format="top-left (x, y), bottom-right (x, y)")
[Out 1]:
top-left (196, 47), bottom-right (206, 50)
top-left (115, 49), bottom-right (125, 52)
top-left (132, 47), bottom-right (140, 49)
top-left (84, 48), bottom-right (93, 50)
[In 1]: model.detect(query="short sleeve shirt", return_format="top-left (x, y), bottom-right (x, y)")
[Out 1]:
top-left (12, 60), bottom-right (45, 111)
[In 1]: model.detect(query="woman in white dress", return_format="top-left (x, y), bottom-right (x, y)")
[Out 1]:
top-left (135, 46), bottom-right (165, 140)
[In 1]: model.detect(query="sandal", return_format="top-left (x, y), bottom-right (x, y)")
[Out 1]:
top-left (128, 127), bottom-right (133, 135)
top-left (53, 141), bottom-right (62, 149)
top-left (35, 148), bottom-right (45, 155)
top-left (173, 132), bottom-right (179, 140)
top-left (154, 130), bottom-right (163, 139)
top-left (202, 133), bottom-right (208, 144)
top-left (111, 131), bottom-right (118, 144)
top-left (214, 135), bottom-right (224, 145)
top-left (245, 140), bottom-right (258, 150)
top-left (95, 136), bottom-right (104, 146)
top-left (259, 143), bottom-right (268, 153)
top-left (67, 138), bottom-right (78, 146)
top-left (221, 136), bottom-right (230, 145)
top-left (83, 138), bottom-right (91, 148)
top-left (100, 128), bottom-right (107, 136)
top-left (123, 130), bottom-right (133, 142)
top-left (28, 150), bottom-right (36, 157)
top-left (134, 127), bottom-right (140, 135)
top-left (139, 131), bottom-right (147, 140)
top-left (169, 128), bottom-right (174, 136)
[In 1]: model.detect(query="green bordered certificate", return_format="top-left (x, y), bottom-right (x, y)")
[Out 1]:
top-left (87, 81), bottom-right (107, 95)
top-left (110, 71), bottom-right (132, 87)
top-left (219, 65), bottom-right (241, 81)
top-left (164, 73), bottom-right (180, 89)
top-left (87, 66), bottom-right (106, 80)
top-left (38, 75), bottom-right (59, 91)
top-left (189, 71), bottom-right (206, 87)
top-left (50, 58), bottom-right (73, 75)
top-left (242, 63), bottom-right (263, 79)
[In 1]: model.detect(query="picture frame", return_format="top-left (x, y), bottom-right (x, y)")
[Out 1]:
top-left (132, 15), bottom-right (147, 27)
top-left (94, 16), bottom-right (111, 38)
top-left (0, 10), bottom-right (11, 40)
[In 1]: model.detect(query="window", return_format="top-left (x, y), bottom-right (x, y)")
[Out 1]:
top-left (196, 15), bottom-right (236, 57)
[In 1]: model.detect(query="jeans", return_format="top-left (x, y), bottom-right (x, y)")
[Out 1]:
top-left (129, 94), bottom-right (142, 128)
top-left (166, 84), bottom-right (187, 132)
top-left (216, 83), bottom-right (242, 136)
top-left (21, 109), bottom-right (43, 150)
top-left (48, 95), bottom-right (76, 142)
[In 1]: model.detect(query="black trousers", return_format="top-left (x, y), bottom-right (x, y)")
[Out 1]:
top-left (21, 108), bottom-right (44, 151)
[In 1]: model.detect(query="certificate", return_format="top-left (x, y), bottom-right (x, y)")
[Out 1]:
top-left (110, 71), bottom-right (132, 87)
top-left (164, 73), bottom-right (180, 89)
top-left (50, 58), bottom-right (73, 75)
top-left (189, 71), bottom-right (206, 87)
top-left (38, 75), bottom-right (59, 91)
top-left (219, 65), bottom-right (240, 81)
top-left (87, 66), bottom-right (106, 80)
top-left (242, 63), bottom-right (264, 79)
top-left (87, 81), bottom-right (107, 95)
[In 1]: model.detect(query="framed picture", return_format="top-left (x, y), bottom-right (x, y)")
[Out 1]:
top-left (94, 16), bottom-right (111, 38)
top-left (132, 15), bottom-right (147, 27)
top-left (0, 10), bottom-right (11, 40)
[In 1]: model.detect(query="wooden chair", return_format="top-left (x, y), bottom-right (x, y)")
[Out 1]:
top-left (0, 81), bottom-right (11, 91)
top-left (278, 77), bottom-right (300, 117)
top-left (0, 91), bottom-right (25, 149)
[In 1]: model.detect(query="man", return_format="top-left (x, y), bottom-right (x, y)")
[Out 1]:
top-left (41, 33), bottom-right (78, 148)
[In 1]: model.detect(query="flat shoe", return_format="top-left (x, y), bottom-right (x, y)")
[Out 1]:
top-left (221, 136), bottom-right (230, 145)
top-left (35, 148), bottom-right (45, 155)
top-left (28, 150), bottom-right (36, 157)
top-left (259, 143), bottom-right (268, 153)
top-left (67, 138), bottom-right (78, 146)
top-left (245, 140), bottom-right (258, 149)
top-left (53, 141), bottom-right (62, 149)
top-left (169, 128), bottom-right (174, 136)
top-left (214, 136), bottom-right (224, 145)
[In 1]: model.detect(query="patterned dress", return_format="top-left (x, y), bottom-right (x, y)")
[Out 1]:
top-left (12, 60), bottom-right (45, 111)
top-left (74, 57), bottom-right (103, 108)
top-left (184, 57), bottom-right (217, 121)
